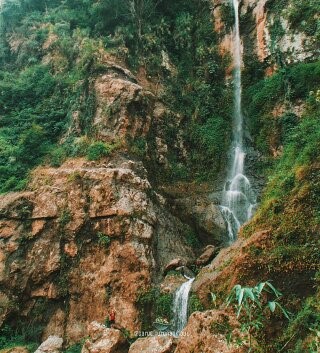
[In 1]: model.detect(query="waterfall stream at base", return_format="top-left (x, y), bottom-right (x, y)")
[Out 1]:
top-left (172, 277), bottom-right (195, 336)
top-left (220, 0), bottom-right (256, 243)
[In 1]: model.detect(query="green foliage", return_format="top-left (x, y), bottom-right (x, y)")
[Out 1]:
top-left (48, 146), bottom-right (68, 167)
top-left (155, 293), bottom-right (173, 321)
top-left (58, 209), bottom-right (72, 228)
top-left (277, 294), bottom-right (320, 353)
top-left (287, 0), bottom-right (320, 37)
top-left (244, 61), bottom-right (320, 155)
top-left (130, 137), bottom-right (147, 158)
top-left (97, 232), bottom-right (111, 248)
top-left (64, 343), bottom-right (83, 353)
top-left (188, 294), bottom-right (204, 313)
top-left (86, 142), bottom-right (113, 161)
top-left (137, 288), bottom-right (174, 329)
top-left (0, 324), bottom-right (41, 351)
top-left (227, 281), bottom-right (289, 351)
top-left (220, 3), bottom-right (234, 31)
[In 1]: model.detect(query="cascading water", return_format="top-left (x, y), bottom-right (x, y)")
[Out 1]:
top-left (221, 0), bottom-right (256, 243)
top-left (172, 277), bottom-right (194, 336)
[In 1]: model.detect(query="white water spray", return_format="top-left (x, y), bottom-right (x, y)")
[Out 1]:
top-left (172, 277), bottom-right (194, 336)
top-left (221, 0), bottom-right (256, 243)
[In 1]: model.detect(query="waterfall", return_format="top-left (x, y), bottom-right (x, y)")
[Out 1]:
top-left (221, 0), bottom-right (256, 243)
top-left (172, 277), bottom-right (194, 336)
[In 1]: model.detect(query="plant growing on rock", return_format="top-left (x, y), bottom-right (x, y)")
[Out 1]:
top-left (97, 232), bottom-right (111, 248)
top-left (226, 281), bottom-right (290, 352)
top-left (86, 141), bottom-right (113, 161)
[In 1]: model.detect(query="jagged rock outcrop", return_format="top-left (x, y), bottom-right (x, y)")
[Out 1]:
top-left (129, 336), bottom-right (176, 353)
top-left (81, 322), bottom-right (128, 353)
top-left (195, 245), bottom-right (217, 267)
top-left (174, 310), bottom-right (244, 353)
top-left (213, 0), bottom-right (318, 69)
top-left (34, 336), bottom-right (63, 353)
top-left (93, 68), bottom-right (153, 143)
top-left (0, 156), bottom-right (194, 344)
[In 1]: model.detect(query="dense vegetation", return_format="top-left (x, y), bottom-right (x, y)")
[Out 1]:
top-left (0, 0), bottom-right (231, 192)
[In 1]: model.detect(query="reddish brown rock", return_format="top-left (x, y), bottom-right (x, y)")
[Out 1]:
top-left (196, 245), bottom-right (216, 267)
top-left (129, 335), bottom-right (176, 353)
top-left (81, 322), bottom-right (128, 353)
top-left (0, 157), bottom-right (194, 344)
top-left (164, 258), bottom-right (185, 274)
top-left (174, 310), bottom-right (244, 353)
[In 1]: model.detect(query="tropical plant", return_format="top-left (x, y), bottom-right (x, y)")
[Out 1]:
top-left (226, 281), bottom-right (290, 351)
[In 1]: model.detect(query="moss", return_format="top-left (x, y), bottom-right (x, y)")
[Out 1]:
top-left (188, 294), bottom-right (204, 313)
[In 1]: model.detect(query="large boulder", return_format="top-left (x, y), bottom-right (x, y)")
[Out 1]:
top-left (129, 335), bottom-right (176, 353)
top-left (81, 322), bottom-right (128, 353)
top-left (163, 258), bottom-right (186, 275)
top-left (174, 310), bottom-right (244, 353)
top-left (34, 336), bottom-right (63, 353)
top-left (195, 245), bottom-right (217, 267)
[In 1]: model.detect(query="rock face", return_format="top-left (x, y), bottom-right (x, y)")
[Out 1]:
top-left (213, 0), bottom-right (318, 69)
top-left (213, 0), bottom-right (319, 75)
top-left (174, 310), bottom-right (244, 353)
top-left (34, 336), bottom-right (63, 353)
top-left (164, 187), bottom-right (227, 246)
top-left (129, 336), bottom-right (176, 353)
top-left (0, 157), bottom-right (194, 344)
top-left (81, 322), bottom-right (128, 353)
top-left (93, 68), bottom-right (153, 143)
top-left (196, 245), bottom-right (217, 267)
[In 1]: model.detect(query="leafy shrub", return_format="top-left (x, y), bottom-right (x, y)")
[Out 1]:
top-left (155, 293), bottom-right (173, 321)
top-left (97, 232), bottom-right (111, 248)
top-left (86, 142), bottom-right (113, 161)
top-left (48, 146), bottom-right (67, 167)
top-left (188, 294), bottom-right (204, 313)
top-left (226, 281), bottom-right (290, 350)
top-left (64, 343), bottom-right (82, 353)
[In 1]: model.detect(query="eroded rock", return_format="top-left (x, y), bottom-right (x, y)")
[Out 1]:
top-left (0, 157), bottom-right (195, 343)
top-left (34, 336), bottom-right (63, 353)
top-left (81, 322), bottom-right (128, 353)
top-left (174, 310), bottom-right (244, 353)
top-left (129, 335), bottom-right (176, 353)
top-left (196, 245), bottom-right (217, 267)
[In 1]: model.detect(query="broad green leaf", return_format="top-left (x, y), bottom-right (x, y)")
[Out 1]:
top-left (244, 288), bottom-right (255, 301)
top-left (268, 301), bottom-right (276, 312)
top-left (275, 302), bottom-right (291, 320)
top-left (238, 288), bottom-right (244, 306)
top-left (266, 281), bottom-right (282, 297)
top-left (256, 282), bottom-right (265, 294)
